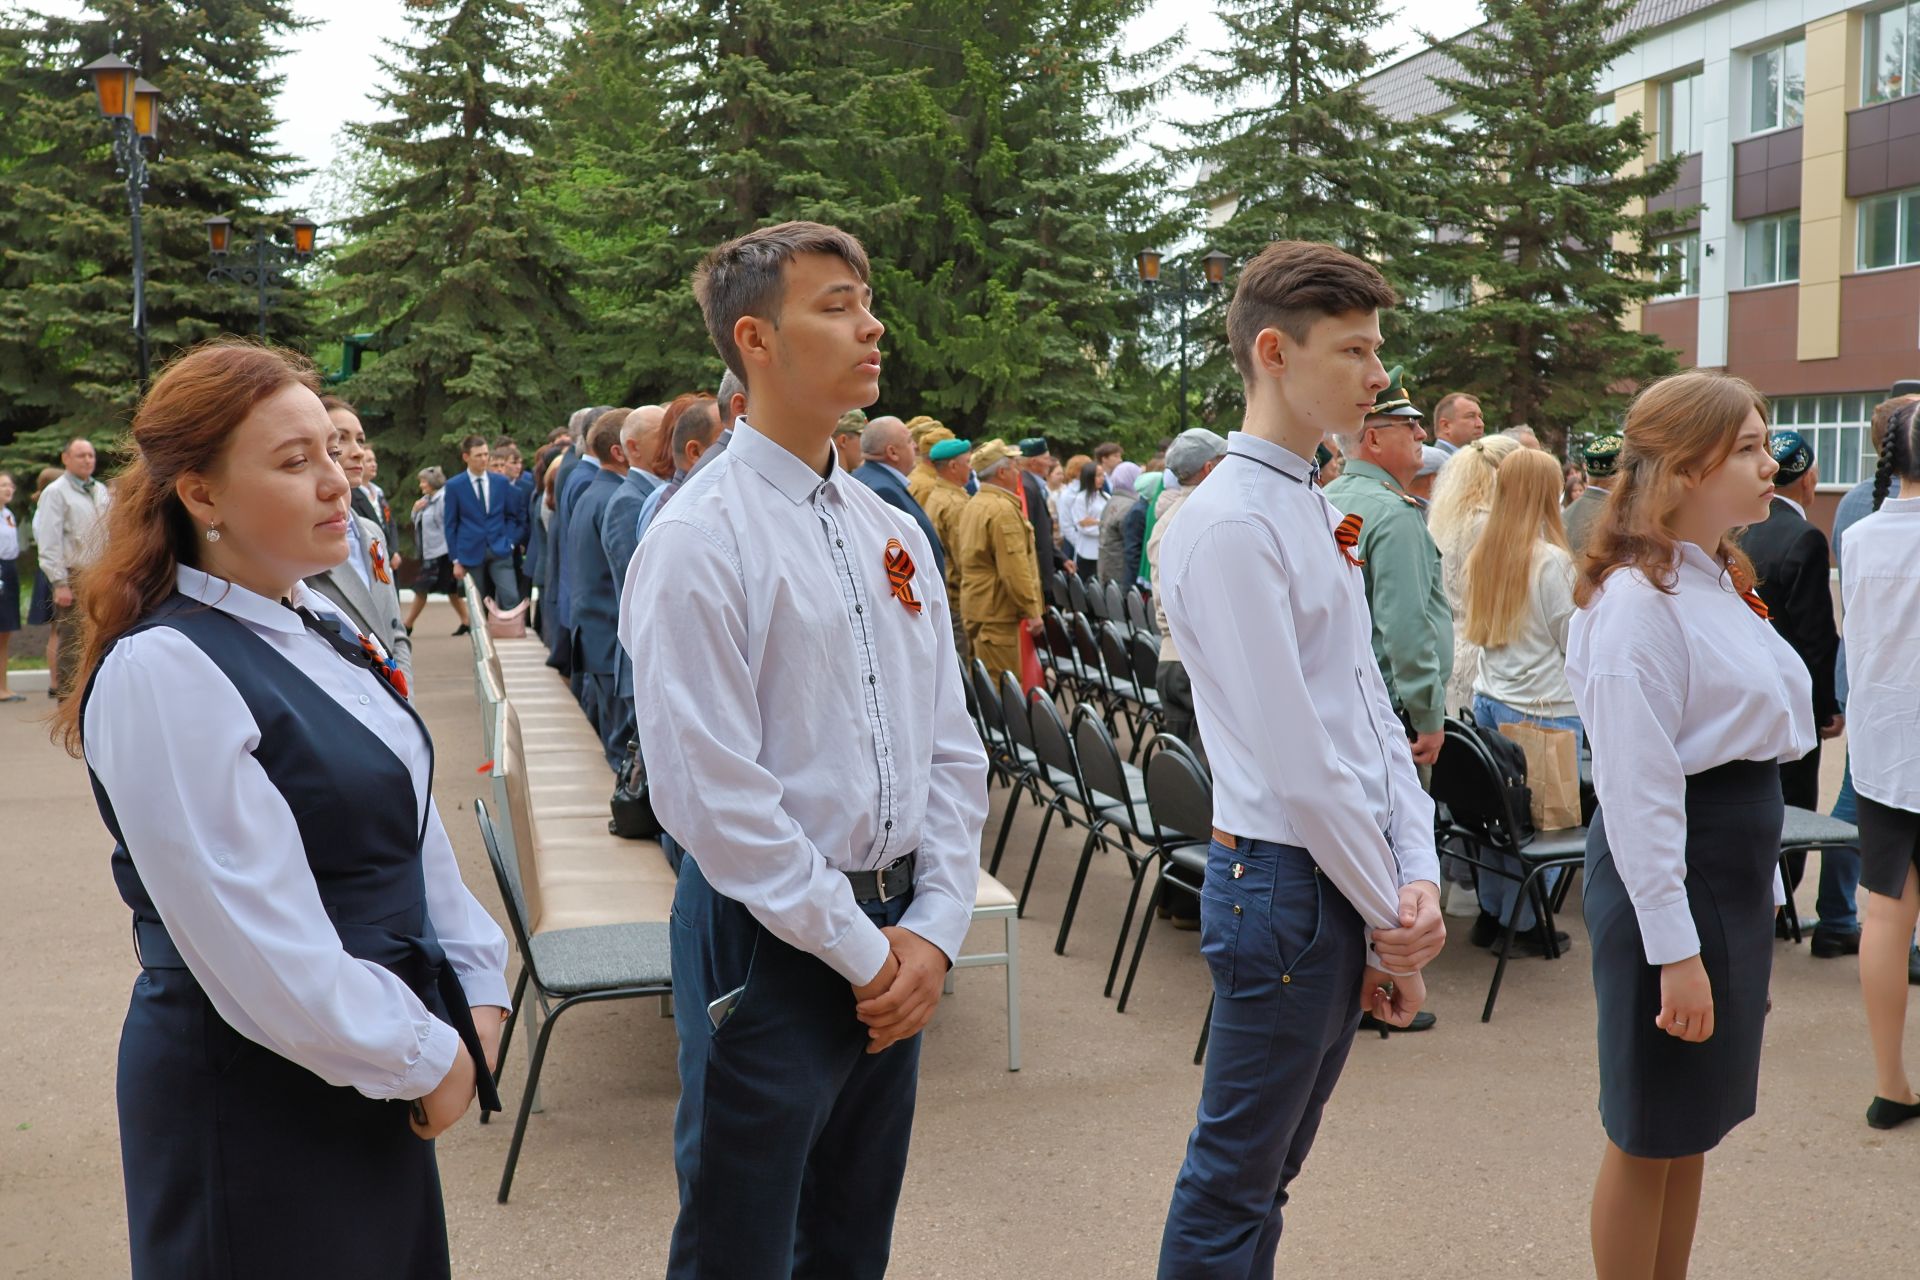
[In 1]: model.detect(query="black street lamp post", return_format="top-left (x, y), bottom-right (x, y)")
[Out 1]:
top-left (80, 55), bottom-right (162, 391)
top-left (204, 215), bottom-right (317, 335)
top-left (1136, 247), bottom-right (1230, 434)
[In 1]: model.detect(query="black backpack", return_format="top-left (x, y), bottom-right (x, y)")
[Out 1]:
top-left (1459, 712), bottom-right (1536, 845)
top-left (609, 739), bottom-right (663, 840)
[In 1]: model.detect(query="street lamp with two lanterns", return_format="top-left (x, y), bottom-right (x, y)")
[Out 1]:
top-left (203, 213), bottom-right (319, 336)
top-left (79, 54), bottom-right (162, 390)
top-left (1135, 247), bottom-right (1230, 434)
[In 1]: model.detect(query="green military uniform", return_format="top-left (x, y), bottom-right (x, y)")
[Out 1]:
top-left (1564, 433), bottom-right (1620, 557)
top-left (955, 440), bottom-right (1043, 680)
top-left (1323, 370), bottom-right (1454, 735)
top-left (907, 421), bottom-right (953, 508)
top-left (922, 437), bottom-right (974, 661)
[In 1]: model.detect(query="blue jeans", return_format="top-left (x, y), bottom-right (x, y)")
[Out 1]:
top-left (1159, 839), bottom-right (1366, 1278)
top-left (1471, 695), bottom-right (1583, 932)
top-left (1819, 756), bottom-right (1863, 933)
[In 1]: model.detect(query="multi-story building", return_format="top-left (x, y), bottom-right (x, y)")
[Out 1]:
top-left (1367, 0), bottom-right (1920, 531)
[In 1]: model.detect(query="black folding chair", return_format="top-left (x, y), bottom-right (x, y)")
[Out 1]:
top-left (1066, 571), bottom-right (1091, 618)
top-left (1016, 691), bottom-right (1094, 916)
top-left (1056, 705), bottom-right (1156, 964)
top-left (1778, 807), bottom-right (1863, 942)
top-left (1099, 620), bottom-right (1162, 751)
top-left (1125, 588), bottom-right (1155, 633)
top-left (1102, 579), bottom-right (1127, 624)
top-left (1049, 570), bottom-right (1072, 613)
top-left (1430, 723), bottom-right (1588, 1021)
top-left (1068, 613), bottom-right (1122, 734)
top-left (474, 801), bottom-right (672, 1203)
top-left (1114, 737), bottom-right (1216, 1063)
top-left (978, 664), bottom-right (1045, 872)
top-left (1042, 608), bottom-right (1085, 704)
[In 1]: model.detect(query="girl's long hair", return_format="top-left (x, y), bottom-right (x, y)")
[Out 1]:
top-left (52, 340), bottom-right (321, 756)
top-left (1872, 399), bottom-right (1920, 513)
top-left (1574, 370), bottom-right (1766, 609)
top-left (1462, 448), bottom-right (1568, 648)
top-left (1428, 433), bottom-right (1523, 560)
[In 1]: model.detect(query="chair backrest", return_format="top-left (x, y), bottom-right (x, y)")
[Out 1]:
top-left (1066, 572), bottom-right (1091, 617)
top-left (999, 670), bottom-right (1035, 750)
top-left (474, 798), bottom-right (542, 989)
top-left (1145, 737), bottom-right (1214, 845)
top-left (486, 647), bottom-right (505, 698)
top-left (1049, 571), bottom-right (1072, 612)
top-left (1103, 580), bottom-right (1126, 623)
top-left (477, 657), bottom-right (504, 756)
top-left (1127, 630), bottom-right (1160, 692)
top-left (1069, 613), bottom-right (1105, 673)
top-left (1086, 579), bottom-right (1109, 620)
top-left (971, 658), bottom-right (1009, 748)
top-left (1073, 703), bottom-right (1139, 826)
top-left (490, 700), bottom-right (548, 933)
top-left (1430, 723), bottom-right (1528, 852)
top-left (1097, 621), bottom-right (1138, 695)
top-left (1153, 731), bottom-right (1209, 780)
top-left (1125, 589), bottom-right (1153, 633)
top-left (1042, 609), bottom-right (1078, 676)
top-left (1027, 689), bottom-right (1080, 782)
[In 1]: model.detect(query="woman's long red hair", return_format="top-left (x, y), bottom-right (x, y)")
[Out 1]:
top-left (1574, 370), bottom-right (1766, 610)
top-left (52, 340), bottom-right (321, 756)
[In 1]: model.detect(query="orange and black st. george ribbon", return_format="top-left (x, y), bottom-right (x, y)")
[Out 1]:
top-left (1333, 513), bottom-right (1366, 567)
top-left (1730, 564), bottom-right (1769, 620)
top-left (370, 541), bottom-right (392, 585)
top-left (884, 539), bottom-right (923, 615)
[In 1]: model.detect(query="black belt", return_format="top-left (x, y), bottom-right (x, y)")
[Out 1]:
top-left (845, 853), bottom-right (916, 904)
top-left (133, 917), bottom-right (187, 970)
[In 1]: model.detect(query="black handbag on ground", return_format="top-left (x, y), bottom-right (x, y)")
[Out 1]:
top-left (609, 739), bottom-right (663, 840)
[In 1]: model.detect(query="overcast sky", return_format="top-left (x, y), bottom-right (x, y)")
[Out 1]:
top-left (28, 0), bottom-right (1486, 215)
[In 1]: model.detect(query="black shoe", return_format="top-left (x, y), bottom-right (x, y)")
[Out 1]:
top-left (1167, 913), bottom-right (1201, 933)
top-left (1469, 911), bottom-right (1501, 949)
top-left (1360, 1011), bottom-right (1437, 1037)
top-left (1809, 927), bottom-right (1862, 959)
top-left (404, 624), bottom-right (414, 636)
top-left (1492, 925), bottom-right (1573, 958)
top-left (1910, 949), bottom-right (1920, 986)
top-left (1775, 911), bottom-right (1796, 940)
top-left (452, 624), bottom-right (471, 636)
top-left (1866, 1095), bottom-right (1920, 1130)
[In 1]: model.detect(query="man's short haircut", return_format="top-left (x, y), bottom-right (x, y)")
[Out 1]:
top-left (716, 368), bottom-right (746, 422)
top-left (860, 419), bottom-right (904, 457)
top-left (1093, 441), bottom-right (1123, 462)
top-left (1225, 240), bottom-right (1397, 383)
top-left (566, 406), bottom-right (596, 434)
top-left (490, 436), bottom-right (520, 458)
top-left (671, 399), bottom-right (724, 463)
top-left (459, 433), bottom-right (488, 455)
top-left (586, 411), bottom-right (626, 463)
top-left (1434, 391), bottom-right (1479, 422)
top-left (692, 221), bottom-right (871, 385)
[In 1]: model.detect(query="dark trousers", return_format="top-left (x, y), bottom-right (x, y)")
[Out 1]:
top-left (1159, 839), bottom-right (1367, 1279)
top-left (579, 671), bottom-right (629, 773)
top-left (1155, 658), bottom-right (1203, 761)
top-left (669, 856), bottom-right (922, 1280)
top-left (1779, 743), bottom-right (1822, 892)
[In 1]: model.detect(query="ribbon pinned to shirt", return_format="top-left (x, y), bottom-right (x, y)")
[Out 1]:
top-left (1333, 513), bottom-right (1366, 567)
top-left (370, 540), bottom-right (392, 585)
top-left (884, 538), bottom-right (923, 616)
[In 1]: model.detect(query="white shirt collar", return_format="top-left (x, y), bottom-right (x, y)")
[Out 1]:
top-left (1771, 492), bottom-right (1805, 519)
top-left (1585, 482), bottom-right (1608, 495)
top-left (175, 565), bottom-right (327, 635)
top-left (1225, 430), bottom-right (1316, 484)
top-left (730, 418), bottom-right (842, 506)
top-left (1878, 495), bottom-right (1920, 515)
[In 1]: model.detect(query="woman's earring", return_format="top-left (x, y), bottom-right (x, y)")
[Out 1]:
top-left (206, 525), bottom-right (222, 543)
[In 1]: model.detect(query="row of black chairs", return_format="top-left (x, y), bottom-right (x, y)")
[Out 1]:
top-left (1048, 568), bottom-right (1155, 636)
top-left (1037, 609), bottom-right (1163, 753)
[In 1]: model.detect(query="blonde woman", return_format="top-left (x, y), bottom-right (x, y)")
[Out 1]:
top-left (1462, 449), bottom-right (1580, 956)
top-left (1567, 371), bottom-right (1812, 1280)
top-left (1429, 434), bottom-right (1524, 715)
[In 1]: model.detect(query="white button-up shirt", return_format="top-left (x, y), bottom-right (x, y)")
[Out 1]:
top-left (1158, 432), bottom-right (1440, 970)
top-left (83, 567), bottom-right (510, 1099)
top-left (1841, 496), bottom-right (1920, 813)
top-left (624, 419), bottom-right (987, 984)
top-left (1568, 544), bottom-right (1815, 964)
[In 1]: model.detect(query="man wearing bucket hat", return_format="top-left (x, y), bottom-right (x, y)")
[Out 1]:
top-left (1742, 430), bottom-right (1844, 859)
top-left (955, 439), bottom-right (1044, 681)
top-left (1564, 433), bottom-right (1620, 556)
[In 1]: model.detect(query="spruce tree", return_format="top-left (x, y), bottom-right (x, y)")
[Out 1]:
top-left (0, 0), bottom-right (314, 467)
top-left (1406, 0), bottom-right (1691, 450)
top-left (324, 0), bottom-right (583, 463)
top-left (1176, 0), bottom-right (1422, 422)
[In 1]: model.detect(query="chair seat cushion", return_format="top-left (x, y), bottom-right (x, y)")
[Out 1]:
top-left (1523, 827), bottom-right (1589, 859)
top-left (975, 871), bottom-right (1017, 911)
top-left (528, 921), bottom-right (672, 992)
top-left (1781, 806), bottom-right (1859, 846)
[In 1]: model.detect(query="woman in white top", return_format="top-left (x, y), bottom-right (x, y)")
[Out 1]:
top-left (1845, 399), bottom-right (1920, 1130)
top-left (1462, 448), bottom-right (1579, 953)
top-left (1429, 434), bottom-right (1523, 715)
top-left (0, 471), bottom-right (20, 700)
top-left (54, 340), bottom-right (509, 1278)
top-left (1055, 460), bottom-right (1108, 568)
top-left (402, 465), bottom-right (463, 635)
top-left (1566, 371), bottom-right (1814, 1280)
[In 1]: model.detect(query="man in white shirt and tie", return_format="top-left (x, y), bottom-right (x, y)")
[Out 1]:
top-left (626, 221), bottom-right (987, 1280)
top-left (1154, 240), bottom-right (1447, 1277)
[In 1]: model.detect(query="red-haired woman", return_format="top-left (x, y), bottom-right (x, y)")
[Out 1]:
top-left (54, 340), bottom-right (509, 1278)
top-left (1566, 371), bottom-right (1814, 1279)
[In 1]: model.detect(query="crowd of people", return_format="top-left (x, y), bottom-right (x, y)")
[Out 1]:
top-left (20, 216), bottom-right (1920, 1280)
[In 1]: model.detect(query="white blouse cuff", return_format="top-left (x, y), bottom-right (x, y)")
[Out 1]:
top-left (1635, 898), bottom-right (1701, 966)
top-left (458, 969), bottom-right (514, 1014)
top-left (387, 1016), bottom-right (462, 1102)
top-left (818, 914), bottom-right (893, 987)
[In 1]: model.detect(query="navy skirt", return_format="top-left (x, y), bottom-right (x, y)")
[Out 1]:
top-left (0, 557), bottom-right (18, 632)
top-left (27, 567), bottom-right (52, 626)
top-left (1584, 759), bottom-right (1783, 1158)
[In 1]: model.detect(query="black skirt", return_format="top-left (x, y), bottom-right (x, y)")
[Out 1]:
top-left (1858, 792), bottom-right (1920, 900)
top-left (413, 553), bottom-right (457, 597)
top-left (1584, 759), bottom-right (1783, 1159)
top-left (27, 567), bottom-right (52, 626)
top-left (0, 557), bottom-right (18, 632)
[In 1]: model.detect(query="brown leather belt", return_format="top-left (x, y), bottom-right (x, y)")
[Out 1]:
top-left (1212, 828), bottom-right (1237, 849)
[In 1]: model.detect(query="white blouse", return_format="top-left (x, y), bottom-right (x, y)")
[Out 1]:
top-left (1056, 485), bottom-right (1108, 561)
top-left (1567, 544), bottom-right (1815, 965)
top-left (0, 507), bottom-right (17, 561)
top-left (83, 567), bottom-right (510, 1100)
top-left (1840, 496), bottom-right (1920, 813)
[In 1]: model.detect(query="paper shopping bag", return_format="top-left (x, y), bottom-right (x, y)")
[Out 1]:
top-left (1498, 720), bottom-right (1582, 832)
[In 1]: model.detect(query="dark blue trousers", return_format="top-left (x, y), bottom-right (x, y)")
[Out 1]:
top-left (1158, 839), bottom-right (1368, 1280)
top-left (668, 855), bottom-right (921, 1279)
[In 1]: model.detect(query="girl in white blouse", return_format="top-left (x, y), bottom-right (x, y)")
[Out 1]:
top-left (53, 340), bottom-right (509, 1279)
top-left (1566, 371), bottom-right (1814, 1280)
top-left (1845, 398), bottom-right (1920, 1130)
top-left (1055, 460), bottom-right (1108, 567)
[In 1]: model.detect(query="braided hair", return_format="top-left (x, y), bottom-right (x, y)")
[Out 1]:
top-left (1872, 399), bottom-right (1920, 512)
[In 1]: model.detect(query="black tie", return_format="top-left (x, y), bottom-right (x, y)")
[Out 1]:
top-left (288, 603), bottom-right (396, 688)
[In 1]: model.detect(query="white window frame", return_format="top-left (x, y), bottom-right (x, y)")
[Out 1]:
top-left (1855, 186), bottom-right (1920, 271)
top-left (1863, 2), bottom-right (1917, 105)
top-left (1653, 232), bottom-right (1701, 299)
top-left (1770, 393), bottom-right (1883, 490)
top-left (1658, 71), bottom-right (1704, 160)
top-left (1740, 213), bottom-right (1800, 288)
top-left (1747, 38), bottom-right (1806, 135)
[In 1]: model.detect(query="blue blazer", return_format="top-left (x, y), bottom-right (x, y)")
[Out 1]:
top-left (853, 461), bottom-right (945, 582)
top-left (551, 454), bottom-right (599, 629)
top-left (565, 466), bottom-right (626, 676)
top-left (441, 469), bottom-right (524, 568)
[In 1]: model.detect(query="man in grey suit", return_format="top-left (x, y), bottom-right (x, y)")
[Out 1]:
top-left (306, 415), bottom-right (412, 684)
top-left (1563, 433), bottom-right (1619, 558)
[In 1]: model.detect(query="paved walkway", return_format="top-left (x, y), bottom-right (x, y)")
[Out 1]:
top-left (2, 601), bottom-right (1914, 1277)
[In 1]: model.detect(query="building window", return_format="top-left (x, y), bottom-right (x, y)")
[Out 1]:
top-left (1857, 186), bottom-right (1920, 269)
top-left (1653, 233), bottom-right (1701, 298)
top-left (1749, 38), bottom-right (1806, 133)
top-left (1865, 3), bottom-right (1918, 104)
top-left (1741, 214), bottom-right (1800, 286)
top-left (1658, 72), bottom-right (1705, 159)
top-left (1770, 394), bottom-right (1883, 487)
